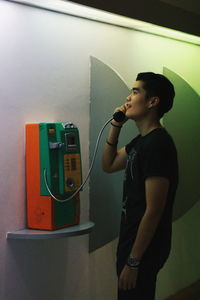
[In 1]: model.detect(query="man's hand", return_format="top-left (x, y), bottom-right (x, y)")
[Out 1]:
top-left (112, 104), bottom-right (129, 126)
top-left (118, 265), bottom-right (138, 290)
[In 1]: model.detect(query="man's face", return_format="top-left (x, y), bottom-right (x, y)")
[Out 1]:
top-left (125, 80), bottom-right (151, 120)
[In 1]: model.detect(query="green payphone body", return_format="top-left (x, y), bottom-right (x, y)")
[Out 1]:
top-left (26, 122), bottom-right (82, 230)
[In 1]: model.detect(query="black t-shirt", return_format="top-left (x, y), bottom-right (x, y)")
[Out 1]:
top-left (117, 127), bottom-right (178, 268)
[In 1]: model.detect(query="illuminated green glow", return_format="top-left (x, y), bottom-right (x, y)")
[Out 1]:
top-left (163, 67), bottom-right (200, 220)
top-left (7, 0), bottom-right (200, 45)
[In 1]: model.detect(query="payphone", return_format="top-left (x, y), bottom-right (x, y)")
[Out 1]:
top-left (26, 122), bottom-right (82, 230)
top-left (25, 111), bottom-right (124, 230)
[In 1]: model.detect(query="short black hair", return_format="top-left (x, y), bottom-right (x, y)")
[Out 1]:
top-left (136, 72), bottom-right (175, 118)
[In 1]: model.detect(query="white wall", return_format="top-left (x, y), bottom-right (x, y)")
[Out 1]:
top-left (0, 1), bottom-right (199, 300)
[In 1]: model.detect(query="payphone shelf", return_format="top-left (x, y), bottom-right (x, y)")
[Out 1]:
top-left (6, 222), bottom-right (94, 240)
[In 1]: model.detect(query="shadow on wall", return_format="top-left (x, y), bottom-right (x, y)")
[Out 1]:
top-left (164, 279), bottom-right (200, 300)
top-left (3, 239), bottom-right (69, 300)
top-left (89, 56), bottom-right (138, 252)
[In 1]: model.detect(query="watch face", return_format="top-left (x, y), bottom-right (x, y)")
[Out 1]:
top-left (127, 257), bottom-right (140, 267)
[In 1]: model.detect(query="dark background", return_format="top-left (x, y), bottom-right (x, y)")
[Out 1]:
top-left (69, 0), bottom-right (200, 36)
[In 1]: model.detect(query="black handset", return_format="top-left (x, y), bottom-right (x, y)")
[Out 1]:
top-left (113, 110), bottom-right (126, 122)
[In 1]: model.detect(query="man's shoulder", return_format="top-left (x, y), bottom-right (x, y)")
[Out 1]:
top-left (141, 128), bottom-right (175, 150)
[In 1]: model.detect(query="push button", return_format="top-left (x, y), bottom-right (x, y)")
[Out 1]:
top-left (66, 177), bottom-right (75, 188)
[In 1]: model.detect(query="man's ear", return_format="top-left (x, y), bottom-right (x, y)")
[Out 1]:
top-left (148, 96), bottom-right (160, 108)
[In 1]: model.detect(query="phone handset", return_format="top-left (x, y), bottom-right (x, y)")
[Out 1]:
top-left (113, 110), bottom-right (126, 122)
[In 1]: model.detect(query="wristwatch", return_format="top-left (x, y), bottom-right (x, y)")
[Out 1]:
top-left (127, 255), bottom-right (140, 269)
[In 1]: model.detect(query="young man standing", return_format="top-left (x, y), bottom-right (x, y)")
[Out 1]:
top-left (102, 72), bottom-right (178, 300)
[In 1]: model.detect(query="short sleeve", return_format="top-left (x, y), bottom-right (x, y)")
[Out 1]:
top-left (141, 136), bottom-right (171, 180)
top-left (125, 135), bottom-right (141, 154)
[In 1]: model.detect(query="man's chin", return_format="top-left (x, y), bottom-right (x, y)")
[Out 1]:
top-left (126, 112), bottom-right (136, 120)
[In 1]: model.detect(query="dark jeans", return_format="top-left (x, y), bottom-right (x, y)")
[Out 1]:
top-left (117, 259), bottom-right (161, 300)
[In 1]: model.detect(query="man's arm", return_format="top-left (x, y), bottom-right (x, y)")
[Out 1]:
top-left (119, 176), bottom-right (170, 290)
top-left (130, 176), bottom-right (170, 260)
top-left (102, 119), bottom-right (127, 173)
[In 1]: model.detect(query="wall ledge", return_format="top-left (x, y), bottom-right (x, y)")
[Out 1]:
top-left (6, 222), bottom-right (95, 240)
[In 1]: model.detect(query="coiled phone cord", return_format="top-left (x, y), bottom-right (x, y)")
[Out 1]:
top-left (44, 116), bottom-right (113, 203)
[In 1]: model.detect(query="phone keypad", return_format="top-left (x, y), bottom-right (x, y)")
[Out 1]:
top-left (65, 159), bottom-right (70, 171)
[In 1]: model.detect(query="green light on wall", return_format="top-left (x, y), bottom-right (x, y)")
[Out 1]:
top-left (163, 67), bottom-right (200, 220)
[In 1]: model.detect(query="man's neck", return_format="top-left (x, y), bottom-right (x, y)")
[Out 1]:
top-left (135, 118), bottom-right (162, 136)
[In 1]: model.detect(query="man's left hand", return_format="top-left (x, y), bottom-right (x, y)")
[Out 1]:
top-left (118, 265), bottom-right (138, 290)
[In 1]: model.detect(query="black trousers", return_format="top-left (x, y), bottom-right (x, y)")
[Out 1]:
top-left (117, 259), bottom-right (161, 300)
